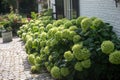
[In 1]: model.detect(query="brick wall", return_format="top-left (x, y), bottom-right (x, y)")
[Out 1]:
top-left (79, 0), bottom-right (120, 37)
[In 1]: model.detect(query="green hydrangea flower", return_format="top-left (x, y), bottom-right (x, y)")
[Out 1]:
top-left (39, 26), bottom-right (45, 32)
top-left (35, 56), bottom-right (41, 64)
top-left (46, 24), bottom-right (53, 31)
top-left (46, 39), bottom-right (51, 46)
top-left (28, 54), bottom-right (35, 65)
top-left (55, 31), bottom-right (62, 40)
top-left (32, 39), bottom-right (38, 48)
top-left (39, 54), bottom-right (47, 61)
top-left (69, 31), bottom-right (77, 40)
top-left (40, 40), bottom-right (46, 47)
top-left (73, 48), bottom-right (90, 60)
top-left (25, 34), bottom-right (32, 41)
top-left (101, 41), bottom-right (114, 54)
top-left (48, 27), bottom-right (58, 38)
top-left (51, 66), bottom-right (61, 79)
top-left (74, 62), bottom-right (83, 71)
top-left (35, 64), bottom-right (41, 72)
top-left (62, 29), bottom-right (70, 38)
top-left (44, 46), bottom-right (50, 55)
top-left (60, 67), bottom-right (70, 77)
top-left (50, 39), bottom-right (58, 46)
top-left (64, 51), bottom-right (74, 61)
top-left (64, 21), bottom-right (73, 28)
top-left (48, 55), bottom-right (53, 61)
top-left (40, 32), bottom-right (47, 40)
top-left (80, 48), bottom-right (91, 60)
top-left (69, 26), bottom-right (78, 31)
top-left (81, 18), bottom-right (92, 32)
top-left (81, 59), bottom-right (91, 68)
top-left (22, 33), bottom-right (26, 41)
top-left (26, 39), bottom-right (32, 48)
top-left (109, 51), bottom-right (120, 64)
top-left (76, 16), bottom-right (87, 26)
top-left (58, 26), bottom-right (64, 31)
top-left (73, 35), bottom-right (81, 43)
top-left (32, 26), bottom-right (39, 32)
top-left (72, 44), bottom-right (83, 53)
top-left (92, 18), bottom-right (104, 29)
top-left (71, 19), bottom-right (76, 25)
top-left (53, 20), bottom-right (63, 26)
top-left (31, 65), bottom-right (37, 73)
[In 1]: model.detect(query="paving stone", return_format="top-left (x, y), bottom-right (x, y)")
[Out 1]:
top-left (0, 37), bottom-right (54, 80)
top-left (0, 75), bottom-right (2, 80)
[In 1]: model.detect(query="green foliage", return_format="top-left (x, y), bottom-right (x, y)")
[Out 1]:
top-left (42, 9), bottom-right (53, 16)
top-left (109, 51), bottom-right (120, 64)
top-left (101, 41), bottom-right (114, 54)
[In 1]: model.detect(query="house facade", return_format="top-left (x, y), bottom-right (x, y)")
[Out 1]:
top-left (48, 0), bottom-right (120, 37)
top-left (79, 0), bottom-right (120, 37)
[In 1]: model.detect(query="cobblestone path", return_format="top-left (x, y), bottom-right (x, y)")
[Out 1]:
top-left (0, 37), bottom-right (54, 80)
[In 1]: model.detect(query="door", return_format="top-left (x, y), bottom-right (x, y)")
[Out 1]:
top-left (55, 0), bottom-right (64, 19)
top-left (64, 0), bottom-right (79, 19)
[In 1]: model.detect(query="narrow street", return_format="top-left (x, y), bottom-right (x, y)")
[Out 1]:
top-left (0, 37), bottom-right (54, 80)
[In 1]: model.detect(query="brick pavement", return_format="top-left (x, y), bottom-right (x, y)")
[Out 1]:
top-left (0, 37), bottom-right (54, 80)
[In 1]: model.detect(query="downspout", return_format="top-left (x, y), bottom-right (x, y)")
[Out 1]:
top-left (16, 0), bottom-right (19, 13)
top-left (78, 0), bottom-right (80, 16)
top-left (70, 0), bottom-right (72, 19)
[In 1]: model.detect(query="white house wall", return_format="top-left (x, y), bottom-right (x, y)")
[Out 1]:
top-left (79, 0), bottom-right (120, 37)
top-left (38, 3), bottom-right (42, 13)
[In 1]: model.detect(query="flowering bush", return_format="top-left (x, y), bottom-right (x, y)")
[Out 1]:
top-left (0, 12), bottom-right (24, 36)
top-left (17, 15), bottom-right (120, 80)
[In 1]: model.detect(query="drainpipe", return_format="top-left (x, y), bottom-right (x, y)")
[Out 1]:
top-left (47, 0), bottom-right (50, 9)
top-left (16, 0), bottom-right (19, 13)
top-left (79, 0), bottom-right (80, 16)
